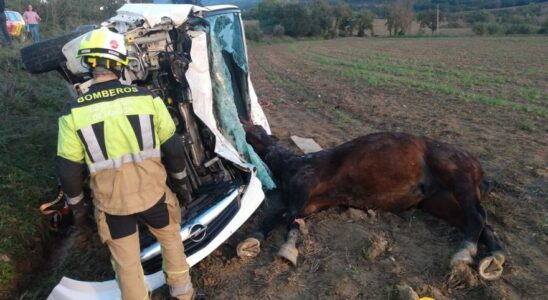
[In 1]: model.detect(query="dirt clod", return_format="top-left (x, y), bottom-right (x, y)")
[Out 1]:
top-left (446, 261), bottom-right (480, 290)
top-left (365, 233), bottom-right (389, 260)
top-left (416, 284), bottom-right (447, 300)
top-left (395, 284), bottom-right (419, 300)
top-left (346, 208), bottom-right (368, 221)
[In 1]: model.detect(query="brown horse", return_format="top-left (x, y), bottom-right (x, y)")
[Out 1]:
top-left (238, 124), bottom-right (505, 281)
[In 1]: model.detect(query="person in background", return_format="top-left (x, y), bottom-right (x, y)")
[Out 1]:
top-left (22, 4), bottom-right (40, 42)
top-left (0, 0), bottom-right (11, 46)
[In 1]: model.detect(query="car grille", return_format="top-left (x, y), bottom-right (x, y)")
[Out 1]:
top-left (142, 196), bottom-right (239, 274)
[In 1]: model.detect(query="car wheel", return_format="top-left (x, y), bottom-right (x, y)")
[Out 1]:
top-left (20, 32), bottom-right (82, 74)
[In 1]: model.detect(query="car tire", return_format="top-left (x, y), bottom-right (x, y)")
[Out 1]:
top-left (20, 32), bottom-right (82, 74)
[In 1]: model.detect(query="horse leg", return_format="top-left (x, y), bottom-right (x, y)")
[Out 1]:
top-left (476, 204), bottom-right (506, 280)
top-left (237, 204), bottom-right (286, 259)
top-left (419, 188), bottom-right (483, 264)
top-left (420, 188), bottom-right (484, 288)
top-left (276, 186), bottom-right (309, 266)
top-left (449, 183), bottom-right (486, 267)
top-left (477, 225), bottom-right (505, 280)
top-left (277, 218), bottom-right (302, 266)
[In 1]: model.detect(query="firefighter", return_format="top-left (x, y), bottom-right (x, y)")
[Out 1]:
top-left (55, 27), bottom-right (193, 300)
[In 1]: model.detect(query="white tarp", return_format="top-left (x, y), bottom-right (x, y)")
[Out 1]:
top-left (185, 30), bottom-right (248, 167)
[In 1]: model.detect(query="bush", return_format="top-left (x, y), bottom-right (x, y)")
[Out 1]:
top-left (473, 22), bottom-right (504, 35)
top-left (273, 24), bottom-right (285, 37)
top-left (445, 21), bottom-right (463, 28)
top-left (486, 23), bottom-right (504, 35)
top-left (539, 18), bottom-right (548, 34)
top-left (281, 3), bottom-right (312, 37)
top-left (472, 23), bottom-right (487, 35)
top-left (465, 10), bottom-right (495, 24)
top-left (245, 23), bottom-right (264, 42)
top-left (505, 23), bottom-right (534, 34)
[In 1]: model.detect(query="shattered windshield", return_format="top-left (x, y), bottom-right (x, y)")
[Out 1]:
top-left (206, 11), bottom-right (248, 74)
top-left (204, 11), bottom-right (276, 190)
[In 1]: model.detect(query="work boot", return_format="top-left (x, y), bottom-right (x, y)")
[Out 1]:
top-left (170, 285), bottom-right (194, 300)
top-left (172, 289), bottom-right (194, 300)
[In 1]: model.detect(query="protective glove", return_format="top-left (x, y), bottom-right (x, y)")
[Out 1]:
top-left (170, 176), bottom-right (192, 206)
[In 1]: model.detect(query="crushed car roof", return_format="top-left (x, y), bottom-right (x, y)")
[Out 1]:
top-left (112, 4), bottom-right (238, 28)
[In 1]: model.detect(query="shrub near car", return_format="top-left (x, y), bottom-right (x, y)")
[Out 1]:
top-left (5, 10), bottom-right (25, 41)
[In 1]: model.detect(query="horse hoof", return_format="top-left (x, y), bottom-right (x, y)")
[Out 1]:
top-left (294, 218), bottom-right (309, 235)
top-left (236, 237), bottom-right (261, 259)
top-left (493, 251), bottom-right (506, 265)
top-left (478, 253), bottom-right (505, 281)
top-left (277, 243), bottom-right (298, 266)
top-left (447, 261), bottom-right (480, 289)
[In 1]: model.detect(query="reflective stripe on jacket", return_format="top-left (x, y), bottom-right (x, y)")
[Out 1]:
top-left (57, 80), bottom-right (176, 215)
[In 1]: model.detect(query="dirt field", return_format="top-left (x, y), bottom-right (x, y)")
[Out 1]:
top-left (14, 36), bottom-right (546, 299)
top-left (187, 36), bottom-right (547, 300)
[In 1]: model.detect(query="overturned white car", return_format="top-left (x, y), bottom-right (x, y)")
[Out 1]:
top-left (21, 3), bottom-right (275, 299)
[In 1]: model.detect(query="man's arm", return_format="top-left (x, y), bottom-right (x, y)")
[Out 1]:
top-left (55, 156), bottom-right (84, 204)
top-left (57, 113), bottom-right (87, 223)
top-left (161, 135), bottom-right (187, 178)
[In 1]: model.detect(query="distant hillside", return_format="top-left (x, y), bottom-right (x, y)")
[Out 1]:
top-left (413, 0), bottom-right (548, 12)
top-left (204, 0), bottom-right (548, 12)
top-left (202, 0), bottom-right (261, 9)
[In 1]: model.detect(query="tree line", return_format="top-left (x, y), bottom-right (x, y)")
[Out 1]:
top-left (245, 0), bottom-right (445, 40)
top-left (413, 0), bottom-right (546, 12)
top-left (245, 0), bottom-right (375, 39)
top-left (244, 0), bottom-right (548, 40)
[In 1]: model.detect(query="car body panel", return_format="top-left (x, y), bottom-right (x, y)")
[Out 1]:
top-left (5, 10), bottom-right (25, 38)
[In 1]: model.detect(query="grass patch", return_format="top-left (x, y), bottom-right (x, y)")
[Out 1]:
top-left (0, 45), bottom-right (68, 294)
top-left (289, 43), bottom-right (548, 117)
top-left (0, 260), bottom-right (15, 288)
top-left (290, 44), bottom-right (510, 88)
top-left (516, 120), bottom-right (536, 132)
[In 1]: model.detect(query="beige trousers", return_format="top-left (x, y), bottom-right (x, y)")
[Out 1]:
top-left (96, 191), bottom-right (193, 300)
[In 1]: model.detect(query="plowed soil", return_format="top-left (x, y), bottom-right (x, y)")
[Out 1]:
top-left (187, 37), bottom-right (547, 300)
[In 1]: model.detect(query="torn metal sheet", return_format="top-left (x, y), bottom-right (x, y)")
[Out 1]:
top-left (290, 136), bottom-right (323, 154)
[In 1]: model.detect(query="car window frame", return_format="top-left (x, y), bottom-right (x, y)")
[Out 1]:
top-left (5, 11), bottom-right (23, 22)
